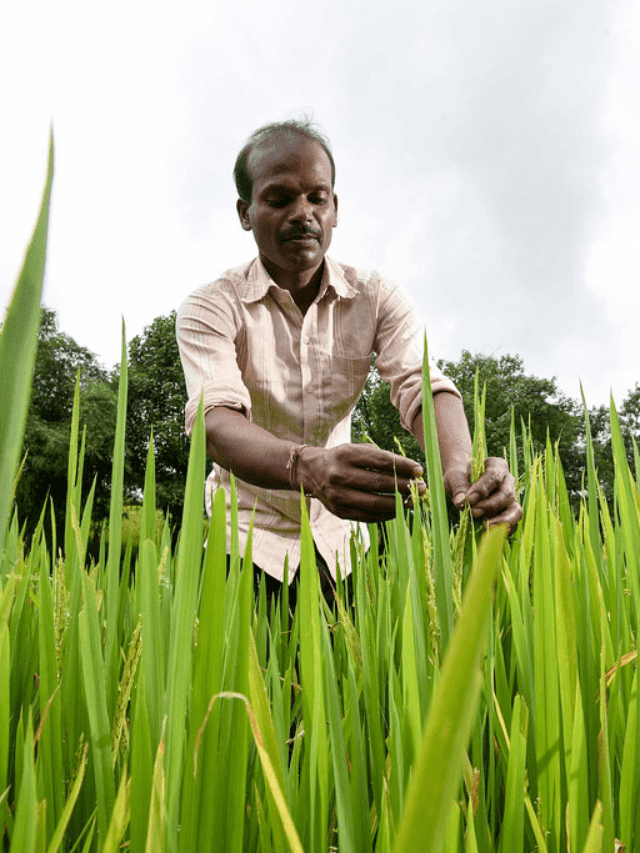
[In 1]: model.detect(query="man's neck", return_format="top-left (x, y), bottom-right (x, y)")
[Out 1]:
top-left (262, 258), bottom-right (325, 315)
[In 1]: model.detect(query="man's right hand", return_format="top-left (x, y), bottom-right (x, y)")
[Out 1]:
top-left (297, 443), bottom-right (426, 523)
top-left (206, 408), bottom-right (425, 523)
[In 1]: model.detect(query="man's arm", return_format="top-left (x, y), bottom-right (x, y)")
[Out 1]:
top-left (206, 407), bottom-right (426, 524)
top-left (412, 392), bottom-right (523, 531)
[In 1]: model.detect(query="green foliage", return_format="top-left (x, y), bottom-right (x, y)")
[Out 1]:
top-left (14, 308), bottom-right (194, 550)
top-left (13, 307), bottom-right (117, 543)
top-left (119, 505), bottom-right (165, 552)
top-left (4, 349), bottom-right (640, 851)
top-left (125, 311), bottom-right (192, 520)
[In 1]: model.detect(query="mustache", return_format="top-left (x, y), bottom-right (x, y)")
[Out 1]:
top-left (279, 225), bottom-right (322, 242)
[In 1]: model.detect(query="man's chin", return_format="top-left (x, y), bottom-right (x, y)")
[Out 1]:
top-left (261, 251), bottom-right (326, 280)
top-left (279, 244), bottom-right (326, 268)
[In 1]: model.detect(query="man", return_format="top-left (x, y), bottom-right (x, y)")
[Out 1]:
top-left (177, 119), bottom-right (522, 598)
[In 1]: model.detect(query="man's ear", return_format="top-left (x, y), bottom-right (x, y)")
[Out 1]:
top-left (332, 194), bottom-right (339, 228)
top-left (236, 198), bottom-right (252, 231)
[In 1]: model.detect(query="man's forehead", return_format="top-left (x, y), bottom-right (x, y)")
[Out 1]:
top-left (247, 135), bottom-right (332, 182)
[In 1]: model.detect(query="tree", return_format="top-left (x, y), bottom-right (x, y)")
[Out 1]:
top-left (14, 308), bottom-right (117, 542)
top-left (125, 311), bottom-right (193, 520)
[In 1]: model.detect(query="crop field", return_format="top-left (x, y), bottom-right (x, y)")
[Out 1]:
top-left (2, 142), bottom-right (639, 853)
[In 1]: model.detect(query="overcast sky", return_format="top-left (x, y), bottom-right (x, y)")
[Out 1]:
top-left (1, 0), bottom-right (638, 408)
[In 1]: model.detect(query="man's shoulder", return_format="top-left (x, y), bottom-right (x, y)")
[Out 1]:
top-left (327, 258), bottom-right (389, 292)
top-left (179, 260), bottom-right (257, 306)
top-left (327, 258), bottom-right (402, 302)
top-left (199, 259), bottom-right (255, 293)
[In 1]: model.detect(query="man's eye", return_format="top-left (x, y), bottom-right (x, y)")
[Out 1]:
top-left (267, 198), bottom-right (288, 208)
top-left (310, 194), bottom-right (327, 205)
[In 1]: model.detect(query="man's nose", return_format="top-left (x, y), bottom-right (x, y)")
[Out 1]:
top-left (288, 196), bottom-right (313, 223)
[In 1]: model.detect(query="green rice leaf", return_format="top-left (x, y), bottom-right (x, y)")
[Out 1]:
top-left (391, 524), bottom-right (507, 853)
top-left (10, 712), bottom-right (36, 853)
top-left (78, 573), bottom-right (115, 845)
top-left (45, 744), bottom-right (88, 853)
top-left (104, 324), bottom-right (128, 717)
top-left (420, 336), bottom-right (454, 651)
top-left (100, 769), bottom-right (130, 853)
top-left (498, 695), bottom-right (528, 853)
top-left (144, 728), bottom-right (166, 853)
top-left (0, 134), bottom-right (53, 548)
top-left (164, 396), bottom-right (206, 850)
top-left (581, 802), bottom-right (603, 853)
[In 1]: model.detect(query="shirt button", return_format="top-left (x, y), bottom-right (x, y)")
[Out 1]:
top-left (306, 384), bottom-right (313, 393)
top-left (302, 336), bottom-right (310, 345)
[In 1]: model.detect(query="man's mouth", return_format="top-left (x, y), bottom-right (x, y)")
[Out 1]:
top-left (279, 228), bottom-right (321, 243)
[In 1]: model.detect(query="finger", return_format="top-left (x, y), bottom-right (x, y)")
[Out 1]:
top-left (341, 444), bottom-right (424, 478)
top-left (445, 473), bottom-right (472, 508)
top-left (484, 501), bottom-right (523, 534)
top-left (317, 488), bottom-right (401, 523)
top-left (343, 468), bottom-right (426, 496)
top-left (470, 483), bottom-right (517, 519)
top-left (330, 447), bottom-right (425, 495)
top-left (467, 460), bottom-right (514, 505)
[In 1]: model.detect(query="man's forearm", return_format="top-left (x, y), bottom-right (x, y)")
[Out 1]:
top-left (411, 392), bottom-right (472, 487)
top-left (205, 407), bottom-right (298, 490)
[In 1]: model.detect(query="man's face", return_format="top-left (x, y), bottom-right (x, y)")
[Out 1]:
top-left (237, 137), bottom-right (338, 284)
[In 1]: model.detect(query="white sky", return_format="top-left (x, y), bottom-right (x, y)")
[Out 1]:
top-left (1, 0), bottom-right (639, 408)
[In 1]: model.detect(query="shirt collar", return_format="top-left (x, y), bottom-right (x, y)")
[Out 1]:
top-left (241, 256), bottom-right (358, 304)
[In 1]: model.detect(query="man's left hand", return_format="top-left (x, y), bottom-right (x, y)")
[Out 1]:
top-left (444, 457), bottom-right (523, 534)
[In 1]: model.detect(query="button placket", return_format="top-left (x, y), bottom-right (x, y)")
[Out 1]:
top-left (300, 305), bottom-right (318, 440)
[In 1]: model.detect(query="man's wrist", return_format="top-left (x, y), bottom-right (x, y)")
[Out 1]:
top-left (285, 444), bottom-right (310, 490)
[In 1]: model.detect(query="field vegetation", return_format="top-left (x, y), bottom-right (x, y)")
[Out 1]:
top-left (2, 140), bottom-right (639, 853)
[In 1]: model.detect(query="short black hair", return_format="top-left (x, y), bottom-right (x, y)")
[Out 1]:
top-left (233, 118), bottom-right (336, 203)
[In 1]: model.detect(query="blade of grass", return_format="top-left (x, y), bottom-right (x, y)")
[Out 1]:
top-left (0, 133), bottom-right (53, 548)
top-left (420, 336), bottom-right (454, 651)
top-left (164, 397), bottom-right (206, 850)
top-left (391, 525), bottom-right (508, 853)
top-left (581, 802), bottom-right (603, 853)
top-left (0, 622), bottom-right (9, 823)
top-left (532, 464), bottom-right (563, 848)
top-left (144, 727), bottom-right (166, 853)
top-left (78, 569), bottom-right (115, 844)
top-left (100, 770), bottom-right (130, 853)
top-left (37, 546), bottom-right (64, 840)
top-left (9, 713), bottom-right (36, 853)
top-left (45, 744), bottom-right (88, 853)
top-left (248, 636), bottom-right (305, 853)
top-left (498, 695), bottom-right (528, 853)
top-left (298, 496), bottom-right (329, 853)
top-left (104, 324), bottom-right (128, 717)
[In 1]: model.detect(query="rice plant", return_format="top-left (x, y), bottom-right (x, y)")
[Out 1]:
top-left (1, 146), bottom-right (639, 852)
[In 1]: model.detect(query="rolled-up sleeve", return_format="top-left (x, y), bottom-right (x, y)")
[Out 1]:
top-left (176, 283), bottom-right (252, 437)
top-left (372, 275), bottom-right (460, 433)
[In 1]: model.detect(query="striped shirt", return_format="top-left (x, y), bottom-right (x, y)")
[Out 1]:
top-left (176, 256), bottom-right (459, 581)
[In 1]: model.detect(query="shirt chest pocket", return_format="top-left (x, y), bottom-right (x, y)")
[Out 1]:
top-left (324, 352), bottom-right (374, 421)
